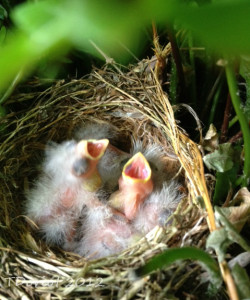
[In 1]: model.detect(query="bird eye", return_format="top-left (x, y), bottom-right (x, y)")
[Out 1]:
top-left (149, 162), bottom-right (159, 172)
top-left (72, 158), bottom-right (89, 176)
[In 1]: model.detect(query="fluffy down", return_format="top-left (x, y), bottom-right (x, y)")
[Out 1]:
top-left (132, 180), bottom-right (182, 235)
top-left (25, 140), bottom-right (101, 246)
top-left (72, 205), bottom-right (134, 259)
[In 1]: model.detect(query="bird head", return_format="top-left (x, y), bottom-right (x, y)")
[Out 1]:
top-left (109, 152), bottom-right (153, 220)
top-left (72, 139), bottom-right (109, 191)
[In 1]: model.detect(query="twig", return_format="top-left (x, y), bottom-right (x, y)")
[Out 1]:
top-left (89, 40), bottom-right (123, 75)
top-left (228, 130), bottom-right (242, 143)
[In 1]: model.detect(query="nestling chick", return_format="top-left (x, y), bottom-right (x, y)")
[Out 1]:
top-left (132, 180), bottom-right (182, 235)
top-left (108, 152), bottom-right (153, 220)
top-left (72, 155), bottom-right (182, 259)
top-left (72, 204), bottom-right (134, 259)
top-left (25, 138), bottom-right (109, 246)
top-left (75, 122), bottom-right (131, 193)
top-left (131, 140), bottom-right (171, 189)
top-left (68, 152), bottom-right (153, 258)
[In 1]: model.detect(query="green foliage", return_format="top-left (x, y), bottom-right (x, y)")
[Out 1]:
top-left (0, 5), bottom-right (8, 25)
top-left (0, 4), bottom-right (8, 45)
top-left (206, 227), bottom-right (232, 263)
top-left (175, 1), bottom-right (250, 55)
top-left (203, 143), bottom-right (241, 204)
top-left (207, 206), bottom-right (250, 262)
top-left (240, 56), bottom-right (250, 120)
top-left (203, 143), bottom-right (235, 173)
top-left (225, 62), bottom-right (250, 186)
top-left (134, 246), bottom-right (222, 291)
top-left (232, 264), bottom-right (250, 299)
top-left (1, 0), bottom-right (250, 94)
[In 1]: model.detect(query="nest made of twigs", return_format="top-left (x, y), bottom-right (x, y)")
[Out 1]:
top-left (0, 61), bottom-right (217, 300)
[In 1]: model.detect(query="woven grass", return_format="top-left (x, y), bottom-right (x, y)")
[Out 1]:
top-left (0, 61), bottom-right (221, 299)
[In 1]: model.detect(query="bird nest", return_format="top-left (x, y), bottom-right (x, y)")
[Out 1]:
top-left (0, 61), bottom-right (215, 299)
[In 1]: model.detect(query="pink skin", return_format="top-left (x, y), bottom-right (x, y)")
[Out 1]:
top-left (132, 181), bottom-right (182, 235)
top-left (49, 140), bottom-right (108, 212)
top-left (74, 206), bottom-right (134, 259)
top-left (27, 139), bottom-right (109, 245)
top-left (108, 152), bottom-right (153, 220)
top-left (89, 216), bottom-right (132, 256)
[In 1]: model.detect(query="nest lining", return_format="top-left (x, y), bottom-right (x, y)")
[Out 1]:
top-left (0, 62), bottom-right (216, 299)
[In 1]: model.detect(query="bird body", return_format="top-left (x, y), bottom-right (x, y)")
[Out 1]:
top-left (26, 138), bottom-right (109, 246)
top-left (71, 205), bottom-right (134, 259)
top-left (132, 180), bottom-right (182, 235)
top-left (108, 152), bottom-right (153, 220)
top-left (75, 122), bottom-right (131, 193)
top-left (26, 123), bottom-right (183, 259)
top-left (131, 140), bottom-right (171, 189)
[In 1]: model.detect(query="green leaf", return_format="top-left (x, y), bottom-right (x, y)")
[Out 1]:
top-left (207, 206), bottom-right (250, 262)
top-left (0, 5), bottom-right (8, 22)
top-left (225, 62), bottom-right (250, 186)
top-left (206, 227), bottom-right (233, 262)
top-left (0, 105), bottom-right (6, 117)
top-left (203, 143), bottom-right (234, 172)
top-left (176, 1), bottom-right (250, 55)
top-left (232, 264), bottom-right (250, 299)
top-left (212, 146), bottom-right (241, 205)
top-left (0, 26), bottom-right (6, 45)
top-left (134, 247), bottom-right (222, 290)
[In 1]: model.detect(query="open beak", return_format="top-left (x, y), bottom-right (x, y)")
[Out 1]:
top-left (73, 139), bottom-right (109, 191)
top-left (122, 152), bottom-right (152, 184)
top-left (109, 152), bottom-right (153, 220)
top-left (76, 139), bottom-right (109, 161)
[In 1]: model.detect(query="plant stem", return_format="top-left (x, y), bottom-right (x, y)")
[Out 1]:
top-left (208, 81), bottom-right (222, 125)
top-left (167, 27), bottom-right (186, 101)
top-left (220, 93), bottom-right (232, 143)
top-left (0, 69), bottom-right (23, 105)
top-left (225, 62), bottom-right (250, 186)
top-left (229, 115), bottom-right (238, 128)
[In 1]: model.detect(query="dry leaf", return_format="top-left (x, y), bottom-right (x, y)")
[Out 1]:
top-left (203, 124), bottom-right (219, 152)
top-left (220, 188), bottom-right (250, 232)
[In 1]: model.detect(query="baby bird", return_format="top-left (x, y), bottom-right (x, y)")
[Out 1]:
top-left (72, 204), bottom-right (135, 259)
top-left (70, 152), bottom-right (153, 258)
top-left (25, 138), bottom-right (109, 247)
top-left (108, 152), bottom-right (153, 220)
top-left (73, 153), bottom-right (182, 259)
top-left (132, 180), bottom-right (182, 235)
top-left (75, 122), bottom-right (131, 193)
top-left (131, 140), bottom-right (171, 190)
top-left (130, 141), bottom-right (183, 234)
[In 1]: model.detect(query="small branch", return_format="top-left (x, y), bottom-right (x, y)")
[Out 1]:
top-left (228, 120), bottom-right (250, 143)
top-left (228, 130), bottom-right (242, 144)
top-left (89, 40), bottom-right (122, 75)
